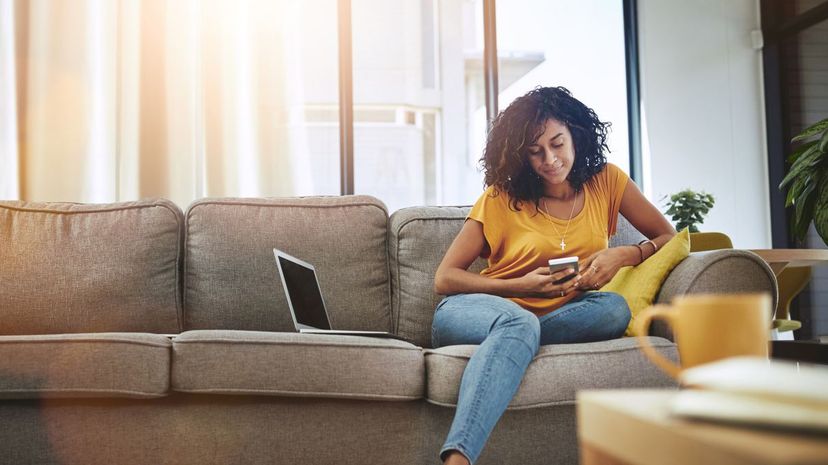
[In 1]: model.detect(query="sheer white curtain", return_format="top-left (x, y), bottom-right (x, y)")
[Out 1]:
top-left (0, 0), bottom-right (20, 199)
top-left (0, 0), bottom-right (339, 207)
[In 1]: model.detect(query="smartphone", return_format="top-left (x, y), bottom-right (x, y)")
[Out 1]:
top-left (548, 256), bottom-right (579, 284)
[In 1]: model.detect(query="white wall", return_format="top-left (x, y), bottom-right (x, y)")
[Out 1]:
top-left (638, 0), bottom-right (771, 248)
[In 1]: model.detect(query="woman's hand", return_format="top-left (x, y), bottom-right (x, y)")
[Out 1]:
top-left (514, 266), bottom-right (582, 298)
top-left (577, 247), bottom-right (637, 291)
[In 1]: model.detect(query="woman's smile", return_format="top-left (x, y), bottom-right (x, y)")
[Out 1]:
top-left (542, 161), bottom-right (564, 176)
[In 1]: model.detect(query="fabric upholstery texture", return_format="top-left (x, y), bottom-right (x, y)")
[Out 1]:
top-left (0, 396), bottom-right (583, 465)
top-left (388, 206), bottom-right (487, 348)
top-left (608, 214), bottom-right (647, 248)
top-left (424, 403), bottom-right (579, 465)
top-left (657, 249), bottom-right (778, 305)
top-left (601, 229), bottom-right (691, 336)
top-left (171, 330), bottom-right (424, 400)
top-left (0, 193), bottom-right (781, 465)
top-left (651, 249), bottom-right (779, 340)
top-left (425, 337), bottom-right (678, 409)
top-left (0, 333), bottom-right (171, 399)
top-left (183, 196), bottom-right (392, 332)
top-left (0, 199), bottom-right (182, 334)
top-left (0, 396), bottom-right (426, 465)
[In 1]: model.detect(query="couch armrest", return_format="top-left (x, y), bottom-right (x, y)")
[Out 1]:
top-left (650, 249), bottom-right (778, 340)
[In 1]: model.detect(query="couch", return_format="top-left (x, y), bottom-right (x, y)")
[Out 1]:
top-left (0, 195), bottom-right (777, 465)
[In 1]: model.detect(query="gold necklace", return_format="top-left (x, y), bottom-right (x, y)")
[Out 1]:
top-left (541, 193), bottom-right (578, 251)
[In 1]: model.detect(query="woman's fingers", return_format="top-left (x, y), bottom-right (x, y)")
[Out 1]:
top-left (550, 267), bottom-right (576, 282)
top-left (579, 263), bottom-right (598, 283)
top-left (577, 268), bottom-right (602, 289)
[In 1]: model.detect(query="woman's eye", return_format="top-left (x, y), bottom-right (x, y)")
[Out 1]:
top-left (552, 144), bottom-right (563, 149)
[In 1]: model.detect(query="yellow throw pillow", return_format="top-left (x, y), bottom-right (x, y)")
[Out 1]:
top-left (600, 228), bottom-right (691, 336)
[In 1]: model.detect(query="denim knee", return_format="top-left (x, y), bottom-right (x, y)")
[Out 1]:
top-left (600, 292), bottom-right (631, 336)
top-left (494, 310), bottom-right (541, 352)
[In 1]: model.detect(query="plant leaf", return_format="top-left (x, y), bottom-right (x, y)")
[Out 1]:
top-left (786, 175), bottom-right (813, 207)
top-left (819, 128), bottom-right (828, 153)
top-left (792, 118), bottom-right (828, 142)
top-left (793, 183), bottom-right (817, 241)
top-left (787, 140), bottom-right (818, 164)
top-left (814, 173), bottom-right (828, 245)
top-left (780, 150), bottom-right (823, 188)
top-left (794, 194), bottom-right (816, 241)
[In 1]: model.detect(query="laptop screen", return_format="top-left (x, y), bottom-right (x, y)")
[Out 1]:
top-left (277, 254), bottom-right (331, 330)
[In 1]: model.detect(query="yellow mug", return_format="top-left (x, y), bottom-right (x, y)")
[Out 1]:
top-left (636, 293), bottom-right (772, 379)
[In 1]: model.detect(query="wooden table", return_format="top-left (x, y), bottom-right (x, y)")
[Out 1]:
top-left (749, 249), bottom-right (828, 329)
top-left (578, 390), bottom-right (828, 465)
top-left (748, 249), bottom-right (828, 276)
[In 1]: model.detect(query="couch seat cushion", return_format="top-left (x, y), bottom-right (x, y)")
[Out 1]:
top-left (171, 330), bottom-right (424, 400)
top-left (425, 337), bottom-right (677, 409)
top-left (0, 333), bottom-right (171, 399)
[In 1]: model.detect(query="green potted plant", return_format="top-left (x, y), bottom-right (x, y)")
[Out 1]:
top-left (662, 189), bottom-right (715, 233)
top-left (779, 117), bottom-right (828, 244)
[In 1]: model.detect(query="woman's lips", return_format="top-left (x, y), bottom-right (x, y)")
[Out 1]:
top-left (543, 163), bottom-right (563, 176)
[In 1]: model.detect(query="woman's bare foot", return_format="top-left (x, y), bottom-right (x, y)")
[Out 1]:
top-left (444, 450), bottom-right (470, 465)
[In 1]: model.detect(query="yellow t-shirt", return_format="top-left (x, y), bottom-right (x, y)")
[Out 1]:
top-left (468, 163), bottom-right (630, 316)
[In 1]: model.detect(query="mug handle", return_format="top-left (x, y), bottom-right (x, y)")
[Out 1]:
top-left (636, 304), bottom-right (681, 379)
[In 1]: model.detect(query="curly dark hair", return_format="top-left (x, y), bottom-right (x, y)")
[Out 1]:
top-left (480, 86), bottom-right (611, 211)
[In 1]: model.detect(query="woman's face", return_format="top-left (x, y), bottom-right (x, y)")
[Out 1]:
top-left (527, 118), bottom-right (575, 188)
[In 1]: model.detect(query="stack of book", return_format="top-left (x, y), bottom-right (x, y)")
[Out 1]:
top-left (672, 357), bottom-right (828, 432)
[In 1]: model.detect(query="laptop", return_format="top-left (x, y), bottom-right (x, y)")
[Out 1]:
top-left (273, 249), bottom-right (409, 342)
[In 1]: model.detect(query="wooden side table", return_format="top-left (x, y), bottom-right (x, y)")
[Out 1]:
top-left (749, 249), bottom-right (828, 333)
top-left (747, 249), bottom-right (828, 277)
top-left (577, 390), bottom-right (828, 465)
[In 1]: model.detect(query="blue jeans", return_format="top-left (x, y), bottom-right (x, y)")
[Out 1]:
top-left (431, 292), bottom-right (630, 464)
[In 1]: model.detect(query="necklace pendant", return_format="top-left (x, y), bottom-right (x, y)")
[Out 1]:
top-left (560, 239), bottom-right (566, 251)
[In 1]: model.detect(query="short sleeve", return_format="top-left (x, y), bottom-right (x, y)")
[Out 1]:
top-left (467, 186), bottom-right (506, 259)
top-left (603, 163), bottom-right (630, 236)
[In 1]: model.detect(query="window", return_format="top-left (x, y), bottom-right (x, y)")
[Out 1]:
top-left (1, 0), bottom-right (636, 210)
top-left (495, 0), bottom-right (630, 173)
top-left (350, 0), bottom-right (632, 212)
top-left (351, 0), bottom-right (485, 212)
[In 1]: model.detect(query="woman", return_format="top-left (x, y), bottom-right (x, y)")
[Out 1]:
top-left (432, 86), bottom-right (676, 465)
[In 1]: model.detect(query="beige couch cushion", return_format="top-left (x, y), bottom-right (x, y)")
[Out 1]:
top-left (171, 330), bottom-right (424, 400)
top-left (425, 337), bottom-right (678, 409)
top-left (389, 207), bottom-right (487, 348)
top-left (184, 196), bottom-right (392, 332)
top-left (0, 333), bottom-right (171, 399)
top-left (0, 199), bottom-right (183, 334)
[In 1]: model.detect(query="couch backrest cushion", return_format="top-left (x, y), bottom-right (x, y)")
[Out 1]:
top-left (609, 214), bottom-right (646, 247)
top-left (389, 207), bottom-right (644, 348)
top-left (184, 196), bottom-right (392, 332)
top-left (389, 207), bottom-right (487, 347)
top-left (0, 199), bottom-right (183, 334)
